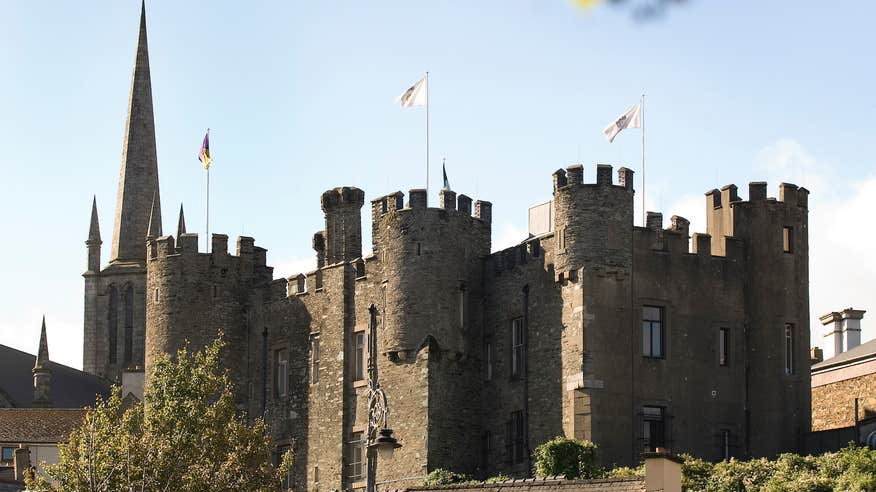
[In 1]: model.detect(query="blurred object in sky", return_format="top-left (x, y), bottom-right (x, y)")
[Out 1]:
top-left (573, 0), bottom-right (603, 11)
top-left (576, 0), bottom-right (688, 21)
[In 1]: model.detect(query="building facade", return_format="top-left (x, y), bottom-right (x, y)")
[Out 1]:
top-left (82, 4), bottom-right (812, 490)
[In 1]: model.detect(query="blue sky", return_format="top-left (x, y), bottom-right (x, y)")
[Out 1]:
top-left (1, 1), bottom-right (874, 368)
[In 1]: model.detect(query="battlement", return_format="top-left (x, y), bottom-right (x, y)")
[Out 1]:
top-left (552, 164), bottom-right (634, 192)
top-left (370, 189), bottom-right (492, 223)
top-left (705, 181), bottom-right (809, 210)
top-left (148, 233), bottom-right (273, 281)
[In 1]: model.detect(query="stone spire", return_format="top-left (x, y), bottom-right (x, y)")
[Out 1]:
top-left (33, 316), bottom-right (51, 406)
top-left (110, 0), bottom-right (161, 264)
top-left (146, 192), bottom-right (162, 239)
top-left (86, 196), bottom-right (102, 273)
top-left (176, 203), bottom-right (186, 239)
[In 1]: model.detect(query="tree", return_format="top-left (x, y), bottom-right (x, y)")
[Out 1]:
top-left (27, 339), bottom-right (293, 491)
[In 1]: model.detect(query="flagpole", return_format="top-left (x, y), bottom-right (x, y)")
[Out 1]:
top-left (425, 71), bottom-right (430, 199)
top-left (641, 94), bottom-right (645, 226)
top-left (206, 129), bottom-right (210, 253)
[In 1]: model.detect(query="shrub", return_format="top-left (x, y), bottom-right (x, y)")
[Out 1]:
top-left (533, 436), bottom-right (602, 479)
top-left (424, 468), bottom-right (473, 486)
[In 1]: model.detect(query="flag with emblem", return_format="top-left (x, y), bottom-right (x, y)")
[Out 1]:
top-left (198, 130), bottom-right (212, 169)
top-left (603, 101), bottom-right (642, 143)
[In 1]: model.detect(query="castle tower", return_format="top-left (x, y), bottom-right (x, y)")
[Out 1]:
top-left (110, 0), bottom-right (161, 264)
top-left (32, 316), bottom-right (52, 407)
top-left (706, 181), bottom-right (811, 456)
top-left (83, 2), bottom-right (160, 383)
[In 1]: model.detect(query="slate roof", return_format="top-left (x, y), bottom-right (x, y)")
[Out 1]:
top-left (0, 344), bottom-right (111, 408)
top-left (0, 408), bottom-right (86, 443)
top-left (812, 338), bottom-right (876, 372)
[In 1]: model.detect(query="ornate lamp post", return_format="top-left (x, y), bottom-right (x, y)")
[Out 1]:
top-left (366, 304), bottom-right (401, 492)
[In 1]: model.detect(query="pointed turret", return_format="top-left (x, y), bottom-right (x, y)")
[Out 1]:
top-left (146, 192), bottom-right (162, 239)
top-left (177, 203), bottom-right (186, 239)
top-left (110, 0), bottom-right (161, 264)
top-left (86, 196), bottom-right (102, 273)
top-left (33, 316), bottom-right (52, 406)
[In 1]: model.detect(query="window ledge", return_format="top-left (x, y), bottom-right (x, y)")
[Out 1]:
top-left (353, 379), bottom-right (368, 388)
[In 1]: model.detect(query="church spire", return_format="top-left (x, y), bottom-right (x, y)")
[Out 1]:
top-left (110, 0), bottom-right (161, 263)
top-left (33, 316), bottom-right (52, 406)
top-left (177, 203), bottom-right (186, 239)
top-left (88, 195), bottom-right (101, 243)
top-left (146, 192), bottom-right (162, 239)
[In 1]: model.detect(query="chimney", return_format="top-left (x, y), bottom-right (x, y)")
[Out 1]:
top-left (820, 308), bottom-right (866, 359)
top-left (644, 449), bottom-right (682, 492)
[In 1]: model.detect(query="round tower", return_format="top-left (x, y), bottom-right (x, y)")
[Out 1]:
top-left (373, 189), bottom-right (491, 355)
top-left (551, 164), bottom-right (635, 274)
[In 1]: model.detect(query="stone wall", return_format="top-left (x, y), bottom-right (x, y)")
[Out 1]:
top-left (812, 372), bottom-right (876, 431)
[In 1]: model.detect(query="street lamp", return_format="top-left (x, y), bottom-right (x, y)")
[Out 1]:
top-left (366, 304), bottom-right (401, 492)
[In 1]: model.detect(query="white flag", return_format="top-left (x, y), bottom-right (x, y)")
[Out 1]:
top-left (396, 76), bottom-right (427, 108)
top-left (603, 100), bottom-right (642, 143)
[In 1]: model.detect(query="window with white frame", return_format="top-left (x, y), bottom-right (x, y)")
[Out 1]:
top-left (642, 306), bottom-right (664, 358)
top-left (311, 336), bottom-right (320, 384)
top-left (353, 332), bottom-right (366, 381)
top-left (347, 431), bottom-right (365, 482)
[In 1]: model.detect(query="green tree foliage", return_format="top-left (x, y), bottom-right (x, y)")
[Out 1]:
top-left (533, 437), bottom-right (601, 480)
top-left (27, 339), bottom-right (293, 492)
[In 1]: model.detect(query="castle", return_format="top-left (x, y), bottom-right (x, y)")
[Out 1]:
top-left (82, 4), bottom-right (812, 490)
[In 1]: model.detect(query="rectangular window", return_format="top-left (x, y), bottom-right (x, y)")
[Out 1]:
top-left (511, 318), bottom-right (525, 377)
top-left (347, 432), bottom-right (365, 483)
top-left (719, 328), bottom-right (729, 367)
top-left (643, 406), bottom-right (666, 452)
top-left (311, 337), bottom-right (320, 384)
top-left (508, 411), bottom-right (526, 464)
top-left (784, 323), bottom-right (795, 375)
top-left (783, 226), bottom-right (793, 253)
top-left (721, 430), bottom-right (731, 460)
top-left (484, 340), bottom-right (493, 381)
top-left (642, 306), bottom-right (664, 358)
top-left (275, 444), bottom-right (292, 490)
top-left (1, 447), bottom-right (13, 462)
top-left (353, 332), bottom-right (366, 381)
top-left (459, 287), bottom-right (466, 330)
top-left (558, 228), bottom-right (566, 251)
top-left (481, 431), bottom-right (492, 468)
top-left (274, 348), bottom-right (288, 398)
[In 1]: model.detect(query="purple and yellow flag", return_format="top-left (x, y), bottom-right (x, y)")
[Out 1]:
top-left (198, 130), bottom-right (212, 170)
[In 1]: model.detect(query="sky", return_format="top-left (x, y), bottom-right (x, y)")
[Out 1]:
top-left (1, 1), bottom-right (874, 369)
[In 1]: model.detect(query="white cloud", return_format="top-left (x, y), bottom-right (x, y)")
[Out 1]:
top-left (755, 138), bottom-right (827, 193)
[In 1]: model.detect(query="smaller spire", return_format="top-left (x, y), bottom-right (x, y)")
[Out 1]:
top-left (146, 192), bottom-right (162, 239)
top-left (35, 316), bottom-right (49, 369)
top-left (177, 203), bottom-right (186, 239)
top-left (88, 195), bottom-right (101, 243)
top-left (33, 316), bottom-right (52, 406)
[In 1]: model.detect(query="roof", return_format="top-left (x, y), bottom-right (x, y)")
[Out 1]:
top-left (404, 477), bottom-right (644, 492)
top-left (0, 344), bottom-right (111, 408)
top-left (0, 408), bottom-right (86, 443)
top-left (812, 338), bottom-right (876, 372)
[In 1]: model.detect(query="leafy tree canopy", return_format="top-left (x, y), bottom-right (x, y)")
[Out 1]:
top-left (27, 339), bottom-right (293, 492)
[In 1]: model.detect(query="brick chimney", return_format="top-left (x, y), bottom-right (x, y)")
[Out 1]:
top-left (820, 308), bottom-right (866, 360)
